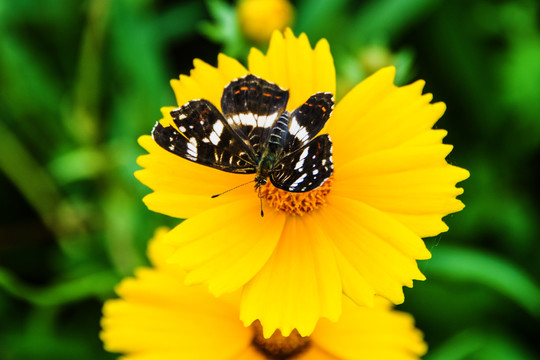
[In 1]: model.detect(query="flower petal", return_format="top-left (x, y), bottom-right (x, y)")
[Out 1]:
top-left (333, 144), bottom-right (469, 237)
top-left (240, 215), bottom-right (342, 338)
top-left (165, 200), bottom-right (286, 296)
top-left (330, 67), bottom-right (446, 165)
top-left (101, 269), bottom-right (250, 360)
top-left (248, 28), bottom-right (336, 111)
top-left (297, 347), bottom-right (341, 360)
top-left (232, 346), bottom-right (267, 360)
top-left (318, 196), bottom-right (430, 305)
top-left (311, 297), bottom-right (427, 360)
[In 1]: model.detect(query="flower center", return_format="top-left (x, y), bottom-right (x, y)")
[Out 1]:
top-left (260, 175), bottom-right (334, 216)
top-left (251, 320), bottom-right (311, 359)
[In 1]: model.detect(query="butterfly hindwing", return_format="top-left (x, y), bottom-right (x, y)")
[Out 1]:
top-left (284, 93), bottom-right (334, 154)
top-left (221, 74), bottom-right (289, 156)
top-left (152, 99), bottom-right (258, 173)
top-left (271, 134), bottom-right (333, 192)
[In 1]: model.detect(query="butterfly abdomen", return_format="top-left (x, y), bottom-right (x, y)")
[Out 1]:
top-left (267, 111), bottom-right (290, 154)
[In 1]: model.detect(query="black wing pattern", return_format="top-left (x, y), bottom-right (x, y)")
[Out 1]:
top-left (152, 99), bottom-right (258, 173)
top-left (271, 135), bottom-right (333, 192)
top-left (284, 93), bottom-right (334, 154)
top-left (221, 74), bottom-right (289, 157)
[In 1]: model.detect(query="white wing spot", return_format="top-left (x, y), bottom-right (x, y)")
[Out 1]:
top-left (295, 127), bottom-right (309, 143)
top-left (294, 147), bottom-right (310, 170)
top-left (209, 132), bottom-right (220, 145)
top-left (289, 119), bottom-right (300, 134)
top-left (258, 113), bottom-right (278, 128)
top-left (187, 138), bottom-right (198, 158)
top-left (213, 121), bottom-right (224, 136)
top-left (179, 126), bottom-right (186, 132)
top-left (289, 173), bottom-right (308, 190)
top-left (239, 113), bottom-right (257, 127)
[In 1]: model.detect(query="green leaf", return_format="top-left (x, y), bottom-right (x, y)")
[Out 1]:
top-left (427, 328), bottom-right (536, 360)
top-left (295, 0), bottom-right (349, 39)
top-left (200, 0), bottom-right (249, 58)
top-left (427, 246), bottom-right (540, 316)
top-left (350, 0), bottom-right (441, 44)
top-left (48, 147), bottom-right (108, 184)
top-left (0, 267), bottom-right (118, 306)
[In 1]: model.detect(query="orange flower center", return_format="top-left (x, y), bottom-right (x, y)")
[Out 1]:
top-left (251, 320), bottom-right (310, 359)
top-left (260, 175), bottom-right (334, 215)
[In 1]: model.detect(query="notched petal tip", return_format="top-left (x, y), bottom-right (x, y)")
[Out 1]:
top-left (269, 28), bottom-right (285, 45)
top-left (137, 134), bottom-right (153, 148)
top-left (314, 37), bottom-right (330, 52)
top-left (283, 27), bottom-right (295, 38)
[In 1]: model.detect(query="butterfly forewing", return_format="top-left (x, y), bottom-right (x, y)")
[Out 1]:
top-left (284, 93), bottom-right (334, 154)
top-left (152, 99), bottom-right (258, 173)
top-left (271, 134), bottom-right (333, 192)
top-left (221, 74), bottom-right (289, 156)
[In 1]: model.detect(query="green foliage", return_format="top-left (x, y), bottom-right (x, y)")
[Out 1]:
top-left (1, 0), bottom-right (539, 359)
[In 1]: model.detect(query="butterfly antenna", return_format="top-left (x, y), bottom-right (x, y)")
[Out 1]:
top-left (211, 180), bottom-right (255, 198)
top-left (258, 186), bottom-right (264, 217)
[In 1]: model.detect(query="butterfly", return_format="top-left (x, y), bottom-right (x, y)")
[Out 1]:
top-left (152, 74), bottom-right (334, 194)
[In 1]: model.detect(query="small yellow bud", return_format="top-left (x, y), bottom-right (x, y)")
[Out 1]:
top-left (237, 0), bottom-right (294, 43)
top-left (359, 45), bottom-right (394, 76)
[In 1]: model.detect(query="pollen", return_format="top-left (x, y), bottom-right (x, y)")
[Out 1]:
top-left (251, 320), bottom-right (310, 358)
top-left (260, 175), bottom-right (334, 215)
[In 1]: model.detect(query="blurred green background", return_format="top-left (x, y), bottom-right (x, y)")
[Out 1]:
top-left (1, 0), bottom-right (539, 359)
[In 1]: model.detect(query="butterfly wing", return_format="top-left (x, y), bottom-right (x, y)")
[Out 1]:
top-left (284, 92), bottom-right (334, 154)
top-left (221, 74), bottom-right (289, 156)
top-left (271, 134), bottom-right (334, 192)
top-left (152, 99), bottom-right (258, 173)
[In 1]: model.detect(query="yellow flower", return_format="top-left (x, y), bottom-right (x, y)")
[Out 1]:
top-left (135, 29), bottom-right (469, 337)
top-left (237, 0), bottom-right (294, 43)
top-left (101, 229), bottom-right (428, 360)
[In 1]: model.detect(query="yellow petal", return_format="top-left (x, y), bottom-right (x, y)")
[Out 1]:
top-left (248, 28), bottom-right (336, 111)
top-left (284, 31), bottom-right (315, 109)
top-left (332, 249), bottom-right (375, 307)
top-left (165, 200), bottom-right (286, 296)
top-left (311, 297), bottom-right (427, 360)
top-left (249, 31), bottom-right (287, 87)
top-left (240, 215), bottom-right (342, 338)
top-left (297, 347), bottom-right (341, 360)
top-left (318, 196), bottom-right (430, 305)
top-left (232, 346), bottom-right (268, 360)
top-left (101, 268), bottom-right (250, 360)
top-left (170, 74), bottom-right (203, 110)
top-left (313, 38), bottom-right (336, 97)
top-left (330, 67), bottom-right (446, 165)
top-left (333, 144), bottom-right (469, 237)
top-left (400, 129), bottom-right (448, 147)
top-left (217, 53), bottom-right (250, 84)
top-left (146, 227), bottom-right (176, 269)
